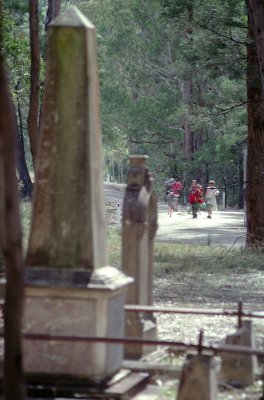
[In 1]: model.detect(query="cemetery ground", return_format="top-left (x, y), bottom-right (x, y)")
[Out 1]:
top-left (107, 198), bottom-right (264, 399)
top-left (15, 199), bottom-right (264, 398)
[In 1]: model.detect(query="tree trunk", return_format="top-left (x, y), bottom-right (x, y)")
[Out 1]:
top-left (28, 0), bottom-right (40, 168)
top-left (183, 3), bottom-right (194, 182)
top-left (16, 90), bottom-right (33, 198)
top-left (16, 130), bottom-right (33, 199)
top-left (238, 151), bottom-right (244, 209)
top-left (246, 0), bottom-right (264, 245)
top-left (248, 0), bottom-right (264, 95)
top-left (183, 79), bottom-right (194, 162)
top-left (0, 56), bottom-right (26, 400)
top-left (45, 0), bottom-right (62, 31)
top-left (220, 174), bottom-right (227, 209)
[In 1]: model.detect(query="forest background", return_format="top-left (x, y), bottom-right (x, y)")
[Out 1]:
top-left (2, 0), bottom-right (264, 245)
top-left (2, 1), bottom-right (264, 398)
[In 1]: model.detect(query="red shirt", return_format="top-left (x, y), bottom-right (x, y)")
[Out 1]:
top-left (189, 187), bottom-right (203, 203)
top-left (172, 181), bottom-right (183, 194)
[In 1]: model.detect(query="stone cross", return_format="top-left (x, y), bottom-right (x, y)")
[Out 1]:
top-left (26, 7), bottom-right (106, 271)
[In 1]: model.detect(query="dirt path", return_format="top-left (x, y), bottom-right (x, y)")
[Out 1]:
top-left (154, 205), bottom-right (264, 398)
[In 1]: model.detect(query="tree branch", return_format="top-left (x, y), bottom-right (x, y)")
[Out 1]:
top-left (214, 99), bottom-right (264, 115)
top-left (194, 20), bottom-right (249, 46)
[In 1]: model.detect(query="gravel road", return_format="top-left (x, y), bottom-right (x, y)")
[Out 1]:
top-left (156, 206), bottom-right (246, 248)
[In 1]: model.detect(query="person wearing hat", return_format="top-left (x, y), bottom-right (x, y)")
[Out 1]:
top-left (204, 180), bottom-right (219, 218)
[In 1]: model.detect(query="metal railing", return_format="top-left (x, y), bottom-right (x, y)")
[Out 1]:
top-left (125, 300), bottom-right (264, 329)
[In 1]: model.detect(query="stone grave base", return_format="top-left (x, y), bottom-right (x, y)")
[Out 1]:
top-left (125, 314), bottom-right (157, 360)
top-left (23, 266), bottom-right (132, 383)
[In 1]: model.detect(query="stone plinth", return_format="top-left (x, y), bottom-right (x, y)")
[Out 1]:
top-left (177, 354), bottom-right (218, 400)
top-left (220, 320), bottom-right (258, 387)
top-left (23, 266), bottom-right (132, 382)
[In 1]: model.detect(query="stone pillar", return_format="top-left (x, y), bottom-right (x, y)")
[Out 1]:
top-left (177, 354), bottom-right (218, 400)
top-left (220, 320), bottom-right (258, 387)
top-left (122, 155), bottom-right (158, 359)
top-left (23, 7), bottom-right (132, 383)
top-left (26, 7), bottom-right (106, 270)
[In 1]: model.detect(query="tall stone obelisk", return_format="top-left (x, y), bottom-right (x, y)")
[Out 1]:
top-left (23, 7), bottom-right (132, 383)
top-left (27, 7), bottom-right (106, 270)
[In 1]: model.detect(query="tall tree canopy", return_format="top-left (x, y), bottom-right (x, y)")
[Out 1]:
top-left (4, 0), bottom-right (264, 243)
top-left (74, 0), bottom-right (247, 204)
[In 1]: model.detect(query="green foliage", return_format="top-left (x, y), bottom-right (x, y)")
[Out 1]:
top-left (71, 0), bottom-right (247, 200)
top-left (3, 9), bottom-right (30, 86)
top-left (106, 227), bottom-right (122, 268)
top-left (4, 0), bottom-right (248, 205)
top-left (2, 3), bottom-right (47, 173)
top-left (3, 0), bottom-right (28, 14)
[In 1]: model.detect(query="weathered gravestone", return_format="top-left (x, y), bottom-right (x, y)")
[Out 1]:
top-left (122, 155), bottom-right (158, 359)
top-left (177, 354), bottom-right (218, 400)
top-left (220, 320), bottom-right (258, 387)
top-left (23, 7), bottom-right (132, 383)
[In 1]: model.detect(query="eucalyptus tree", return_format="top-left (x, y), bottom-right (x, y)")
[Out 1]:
top-left (70, 0), bottom-right (247, 203)
top-left (28, 0), bottom-right (40, 169)
top-left (28, 0), bottom-right (62, 169)
top-left (2, 0), bottom-right (63, 195)
top-left (75, 0), bottom-right (187, 184)
top-left (2, 3), bottom-right (33, 197)
top-left (0, 5), bottom-right (26, 398)
top-left (45, 0), bottom-right (62, 31)
top-left (245, 0), bottom-right (264, 245)
top-left (161, 0), bottom-right (247, 191)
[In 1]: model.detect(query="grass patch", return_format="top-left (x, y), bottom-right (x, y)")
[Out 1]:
top-left (154, 242), bottom-right (264, 273)
top-left (19, 201), bottom-right (264, 274)
top-left (106, 227), bottom-right (122, 268)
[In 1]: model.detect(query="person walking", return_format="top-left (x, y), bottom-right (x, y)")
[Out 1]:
top-left (166, 190), bottom-right (176, 217)
top-left (172, 178), bottom-right (183, 211)
top-left (164, 177), bottom-right (175, 202)
top-left (188, 181), bottom-right (203, 218)
top-left (204, 180), bottom-right (219, 218)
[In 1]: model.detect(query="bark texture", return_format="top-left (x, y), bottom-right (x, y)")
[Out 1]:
top-left (248, 0), bottom-right (264, 95)
top-left (183, 79), bottom-right (194, 162)
top-left (16, 86), bottom-right (33, 198)
top-left (0, 57), bottom-right (26, 399)
top-left (28, 0), bottom-right (40, 168)
top-left (246, 0), bottom-right (264, 245)
top-left (45, 0), bottom-right (62, 30)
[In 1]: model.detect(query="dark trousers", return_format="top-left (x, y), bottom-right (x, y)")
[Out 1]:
top-left (191, 202), bottom-right (199, 217)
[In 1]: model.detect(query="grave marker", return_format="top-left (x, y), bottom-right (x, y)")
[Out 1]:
top-left (23, 7), bottom-right (132, 382)
top-left (122, 155), bottom-right (158, 359)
